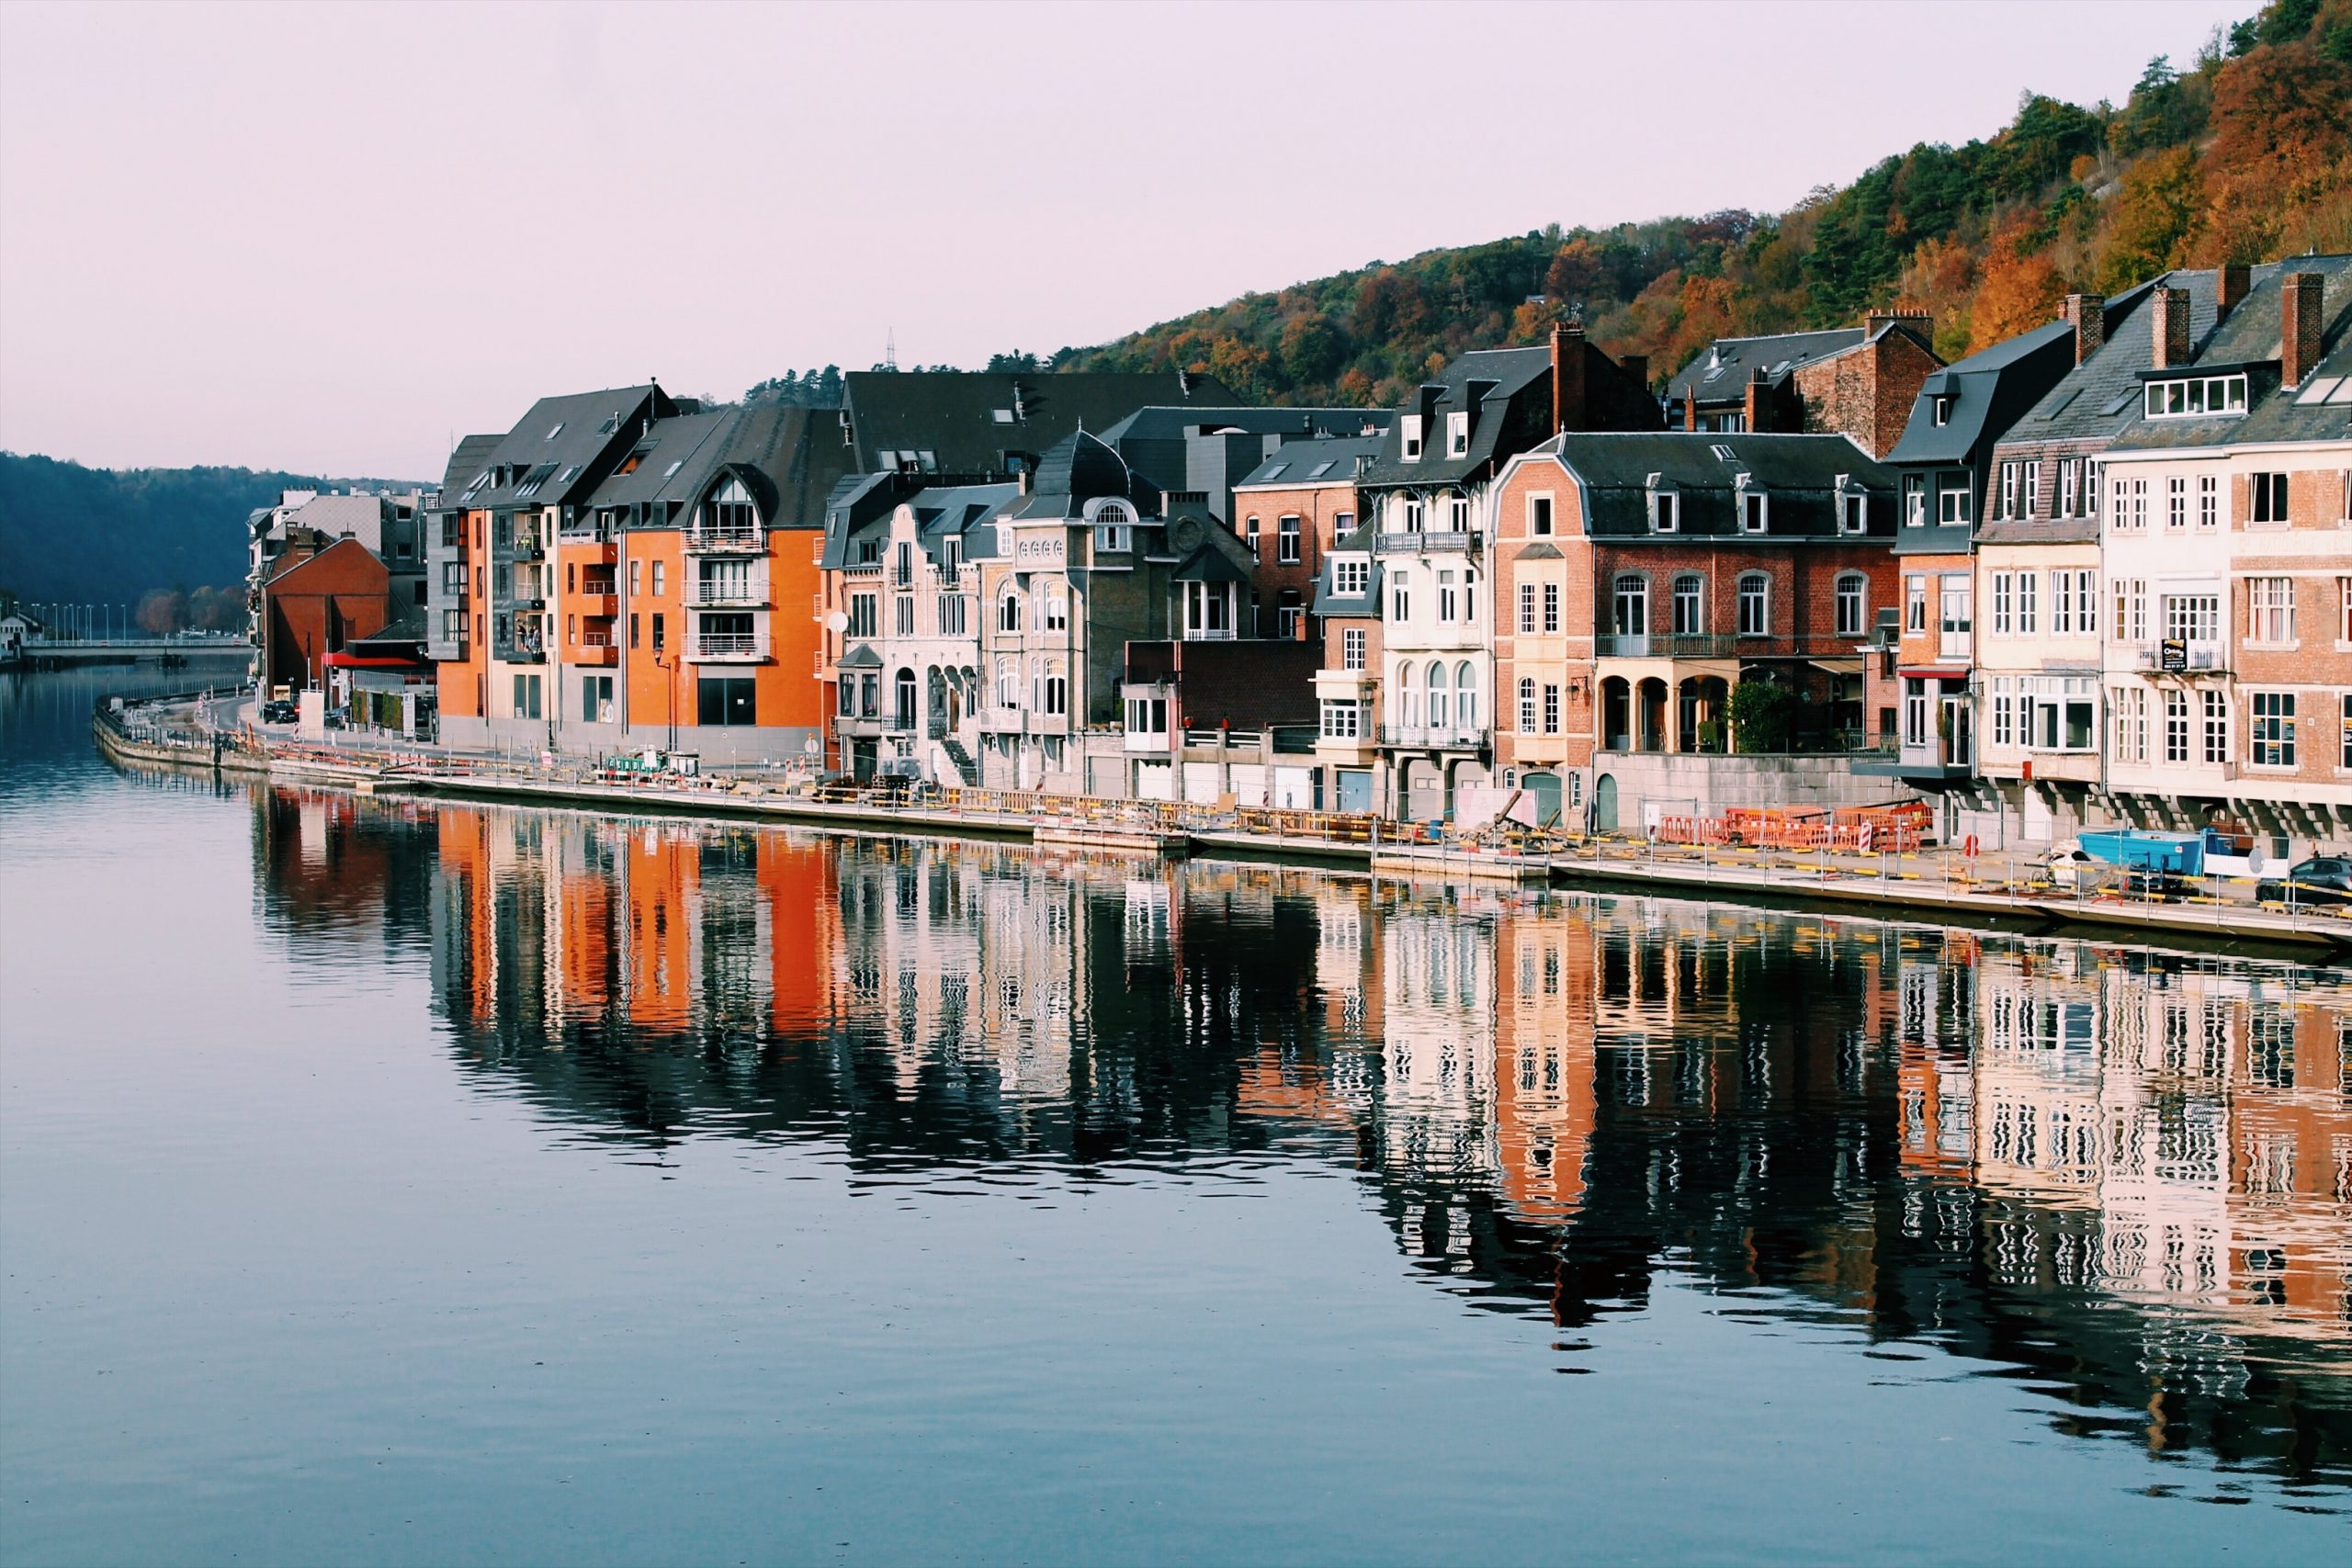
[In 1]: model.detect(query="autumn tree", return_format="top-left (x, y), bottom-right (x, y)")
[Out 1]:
top-left (136, 589), bottom-right (187, 637)
top-left (1968, 228), bottom-right (2066, 351)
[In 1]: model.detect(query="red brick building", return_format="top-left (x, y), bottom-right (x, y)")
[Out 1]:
top-left (256, 536), bottom-right (396, 695)
top-left (1663, 313), bottom-right (1941, 458)
top-left (1228, 434), bottom-right (1383, 642)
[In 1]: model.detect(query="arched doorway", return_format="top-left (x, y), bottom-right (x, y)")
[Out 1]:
top-left (1521, 771), bottom-right (1562, 828)
top-left (1601, 676), bottom-right (1632, 751)
top-left (1637, 677), bottom-right (1668, 751)
top-left (893, 668), bottom-right (917, 730)
top-left (1592, 773), bottom-right (1619, 832)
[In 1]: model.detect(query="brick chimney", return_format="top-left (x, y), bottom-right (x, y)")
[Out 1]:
top-left (1864, 308), bottom-right (1931, 344)
top-left (2281, 271), bottom-right (2324, 388)
top-left (2061, 294), bottom-right (2106, 365)
top-left (1743, 367), bottom-right (1770, 434)
top-left (2216, 264), bottom-right (2250, 323)
top-left (1682, 389), bottom-right (1698, 432)
top-left (1617, 354), bottom-right (1648, 394)
top-left (2151, 287), bottom-right (2190, 369)
top-left (1551, 321), bottom-right (1588, 434)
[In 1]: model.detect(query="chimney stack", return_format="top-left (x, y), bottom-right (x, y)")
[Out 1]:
top-left (1682, 389), bottom-right (1698, 432)
top-left (1743, 367), bottom-right (1771, 434)
top-left (1864, 308), bottom-right (1932, 344)
top-left (1617, 354), bottom-right (1648, 395)
top-left (2062, 294), bottom-right (2106, 365)
top-left (2151, 287), bottom-right (2190, 369)
top-left (1551, 321), bottom-right (1588, 434)
top-left (2217, 265), bottom-right (2251, 322)
top-left (2281, 272), bottom-right (2323, 388)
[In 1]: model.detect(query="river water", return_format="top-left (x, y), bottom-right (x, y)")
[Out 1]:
top-left (4, 663), bottom-right (2348, 1564)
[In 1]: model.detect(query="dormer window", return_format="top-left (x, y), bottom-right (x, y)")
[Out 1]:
top-left (2144, 374), bottom-right (2248, 418)
top-left (1446, 412), bottom-right (1470, 457)
top-left (1837, 478), bottom-right (1868, 534)
top-left (1931, 395), bottom-right (1952, 426)
top-left (1400, 416), bottom-right (1424, 461)
top-left (1646, 476), bottom-right (1679, 533)
top-left (1091, 500), bottom-right (1132, 553)
top-left (1736, 477), bottom-right (1767, 533)
top-left (1332, 558), bottom-right (1369, 596)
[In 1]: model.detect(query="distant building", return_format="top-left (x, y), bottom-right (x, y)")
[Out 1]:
top-left (1664, 312), bottom-right (1941, 458)
top-left (254, 536), bottom-right (397, 696)
top-left (837, 370), bottom-right (1238, 480)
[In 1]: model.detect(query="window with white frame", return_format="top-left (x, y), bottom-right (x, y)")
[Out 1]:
top-left (1939, 575), bottom-right (1973, 655)
top-left (1905, 573), bottom-right (1927, 634)
top-left (1518, 582), bottom-right (1536, 634)
top-left (1446, 412), bottom-right (1469, 457)
top-left (1319, 698), bottom-right (1361, 739)
top-left (2052, 570), bottom-right (2074, 635)
top-left (2017, 570), bottom-right (2037, 634)
top-left (1903, 474), bottom-right (1928, 526)
top-left (895, 595), bottom-right (915, 635)
top-left (1446, 491), bottom-right (1471, 531)
top-left (2162, 593), bottom-right (2219, 644)
top-left (2197, 474), bottom-right (2219, 528)
top-left (2115, 476), bottom-right (2148, 530)
top-left (1278, 514), bottom-right (1301, 564)
top-left (1737, 572), bottom-right (1770, 636)
top-left (1613, 574), bottom-right (1649, 637)
top-left (1650, 488), bottom-right (1679, 532)
top-left (2022, 460), bottom-right (2040, 515)
top-left (2110, 684), bottom-right (2145, 763)
top-left (1400, 416), bottom-right (1423, 461)
top-left (1518, 678), bottom-right (1536, 733)
top-left (1437, 570), bottom-right (1458, 624)
top-left (2341, 577), bottom-right (2352, 642)
top-left (1992, 571), bottom-right (2013, 635)
top-left (2249, 690), bottom-right (2295, 767)
top-left (2143, 373), bottom-right (2247, 418)
top-left (2113, 577), bottom-right (2147, 642)
top-left (1997, 461), bottom-right (2021, 519)
top-left (1992, 679), bottom-right (2013, 747)
top-left (1836, 573), bottom-right (1866, 637)
top-left (1937, 473), bottom-right (1972, 525)
top-left (1332, 558), bottom-right (1368, 597)
top-left (1390, 573), bottom-right (1409, 623)
top-left (1529, 493), bottom-right (1555, 536)
top-left (2166, 476), bottom-right (2188, 530)
top-left (1674, 574), bottom-right (1703, 636)
top-left (1039, 667), bottom-right (1069, 717)
top-left (1342, 626), bottom-right (1366, 671)
top-left (2165, 688), bottom-right (2189, 763)
top-left (1544, 682), bottom-right (1560, 734)
top-left (2021, 677), bottom-right (2098, 751)
top-left (1402, 495), bottom-right (1425, 532)
top-left (1840, 486), bottom-right (1867, 533)
top-left (998, 592), bottom-right (1021, 632)
top-left (1126, 695), bottom-right (1168, 736)
top-left (1245, 516), bottom-right (1261, 558)
top-left (2250, 471), bottom-right (2290, 525)
top-left (2248, 577), bottom-right (2295, 643)
top-left (997, 660), bottom-right (1018, 708)
top-left (2202, 687), bottom-right (2228, 763)
top-left (2086, 460), bottom-right (2103, 518)
top-left (1739, 482), bottom-right (1768, 533)
top-left (1542, 581), bottom-right (1559, 633)
top-left (2058, 458), bottom-right (2082, 518)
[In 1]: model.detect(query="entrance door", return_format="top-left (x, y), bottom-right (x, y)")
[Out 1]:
top-left (1592, 773), bottom-right (1619, 832)
top-left (1522, 772), bottom-right (1562, 827)
top-left (1337, 769), bottom-right (1373, 813)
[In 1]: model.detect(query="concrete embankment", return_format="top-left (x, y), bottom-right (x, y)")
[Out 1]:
top-left (94, 705), bottom-right (2351, 956)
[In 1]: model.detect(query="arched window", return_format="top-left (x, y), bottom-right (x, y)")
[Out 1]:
top-left (893, 667), bottom-right (917, 729)
top-left (1397, 662), bottom-right (1418, 729)
top-left (1613, 573), bottom-right (1648, 637)
top-left (1671, 574), bottom-right (1704, 637)
top-left (1738, 572), bottom-right (1770, 637)
top-left (1401, 493), bottom-right (1426, 533)
top-left (1518, 677), bottom-right (1537, 734)
top-left (998, 591), bottom-right (1022, 632)
top-left (1427, 660), bottom-right (1450, 728)
top-left (707, 476), bottom-right (757, 536)
top-left (1093, 500), bottom-right (1131, 526)
top-left (1455, 660), bottom-right (1476, 728)
top-left (996, 659), bottom-right (1018, 709)
top-left (1835, 571), bottom-right (1867, 637)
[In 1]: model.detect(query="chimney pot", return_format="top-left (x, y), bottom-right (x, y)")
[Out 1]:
top-left (2150, 287), bottom-right (2190, 370)
top-left (2280, 272), bottom-right (2324, 387)
top-left (2062, 294), bottom-right (2107, 365)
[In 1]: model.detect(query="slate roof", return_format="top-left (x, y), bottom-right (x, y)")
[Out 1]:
top-left (1234, 434), bottom-right (1387, 490)
top-left (1013, 429), bottom-right (1159, 519)
top-left (1663, 328), bottom-right (1868, 406)
top-left (461, 384), bottom-right (673, 510)
top-left (842, 371), bottom-right (1238, 475)
top-left (579, 405), bottom-right (854, 532)
top-left (1095, 406), bottom-right (1389, 445)
top-left (436, 434), bottom-right (502, 503)
top-left (1885, 321), bottom-right (2076, 468)
top-left (909, 481), bottom-right (1022, 564)
top-left (2107, 256), bottom-right (2352, 454)
top-left (1542, 431), bottom-right (1894, 539)
top-left (1170, 544), bottom-right (1252, 583)
top-left (837, 643), bottom-right (882, 670)
top-left (1310, 553), bottom-right (1384, 618)
top-left (818, 474), bottom-right (1021, 571)
top-left (1356, 347), bottom-right (1552, 489)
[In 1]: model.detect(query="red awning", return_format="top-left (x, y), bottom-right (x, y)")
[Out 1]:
top-left (1896, 667), bottom-right (1967, 681)
top-left (322, 652), bottom-right (427, 669)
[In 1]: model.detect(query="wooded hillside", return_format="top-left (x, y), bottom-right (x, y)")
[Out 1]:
top-left (1060, 0), bottom-right (2350, 400)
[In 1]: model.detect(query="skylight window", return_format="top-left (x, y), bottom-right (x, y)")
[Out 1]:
top-left (2033, 389), bottom-right (2080, 422)
top-left (992, 408), bottom-right (1015, 424)
top-left (1261, 464), bottom-right (1289, 481)
top-left (664, 460), bottom-right (684, 478)
top-left (546, 423), bottom-right (564, 441)
top-left (1710, 444), bottom-right (1736, 461)
top-left (597, 414), bottom-right (620, 435)
top-left (2295, 376), bottom-right (2344, 405)
top-left (1308, 460), bottom-right (1335, 479)
top-left (557, 466), bottom-right (578, 483)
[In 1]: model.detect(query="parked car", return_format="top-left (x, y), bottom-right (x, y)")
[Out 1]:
top-left (2255, 857), bottom-right (2352, 908)
top-left (259, 699), bottom-right (298, 725)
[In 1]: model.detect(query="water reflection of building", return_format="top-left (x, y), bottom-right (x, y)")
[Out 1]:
top-left (243, 785), bottom-right (2352, 1487)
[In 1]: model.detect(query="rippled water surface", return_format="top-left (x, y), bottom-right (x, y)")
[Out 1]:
top-left (4, 664), bottom-right (2349, 1565)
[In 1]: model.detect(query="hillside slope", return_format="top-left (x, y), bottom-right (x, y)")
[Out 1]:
top-left (1062, 0), bottom-right (2350, 401)
top-left (0, 453), bottom-right (424, 609)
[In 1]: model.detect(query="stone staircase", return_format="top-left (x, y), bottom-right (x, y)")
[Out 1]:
top-left (934, 735), bottom-right (977, 787)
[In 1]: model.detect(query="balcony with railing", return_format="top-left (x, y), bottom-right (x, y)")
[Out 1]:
top-left (2133, 639), bottom-right (2226, 673)
top-left (691, 578), bottom-right (768, 608)
top-left (1377, 531), bottom-right (1476, 555)
top-left (1594, 632), bottom-right (1864, 659)
top-left (684, 520), bottom-right (764, 555)
top-left (1376, 723), bottom-right (1490, 750)
top-left (691, 630), bottom-right (770, 662)
top-left (569, 637), bottom-right (619, 667)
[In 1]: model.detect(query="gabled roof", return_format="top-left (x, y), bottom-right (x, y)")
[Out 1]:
top-left (2108, 255), bottom-right (2352, 454)
top-left (1886, 321), bottom-right (2075, 467)
top-left (262, 536), bottom-right (387, 590)
top-left (1664, 328), bottom-right (1868, 405)
top-left (1170, 544), bottom-right (1251, 583)
top-left (1357, 346), bottom-right (1552, 489)
top-left (842, 371), bottom-right (1238, 475)
top-left (437, 434), bottom-right (502, 502)
top-left (909, 481), bottom-right (1022, 564)
top-left (837, 642), bottom-right (883, 670)
top-left (1539, 431), bottom-right (1894, 539)
top-left (1234, 434), bottom-right (1386, 490)
top-left (1096, 405), bottom-right (1387, 445)
top-left (584, 405), bottom-right (855, 531)
top-left (461, 384), bottom-right (672, 510)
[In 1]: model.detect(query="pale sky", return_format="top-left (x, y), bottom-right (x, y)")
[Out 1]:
top-left (0, 0), bottom-right (2245, 479)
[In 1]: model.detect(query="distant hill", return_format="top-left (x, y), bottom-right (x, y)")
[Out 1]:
top-left (0, 453), bottom-right (425, 609)
top-left (1053, 0), bottom-right (2348, 401)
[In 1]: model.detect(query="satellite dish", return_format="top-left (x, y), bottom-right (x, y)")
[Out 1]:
top-left (825, 611), bottom-right (848, 632)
